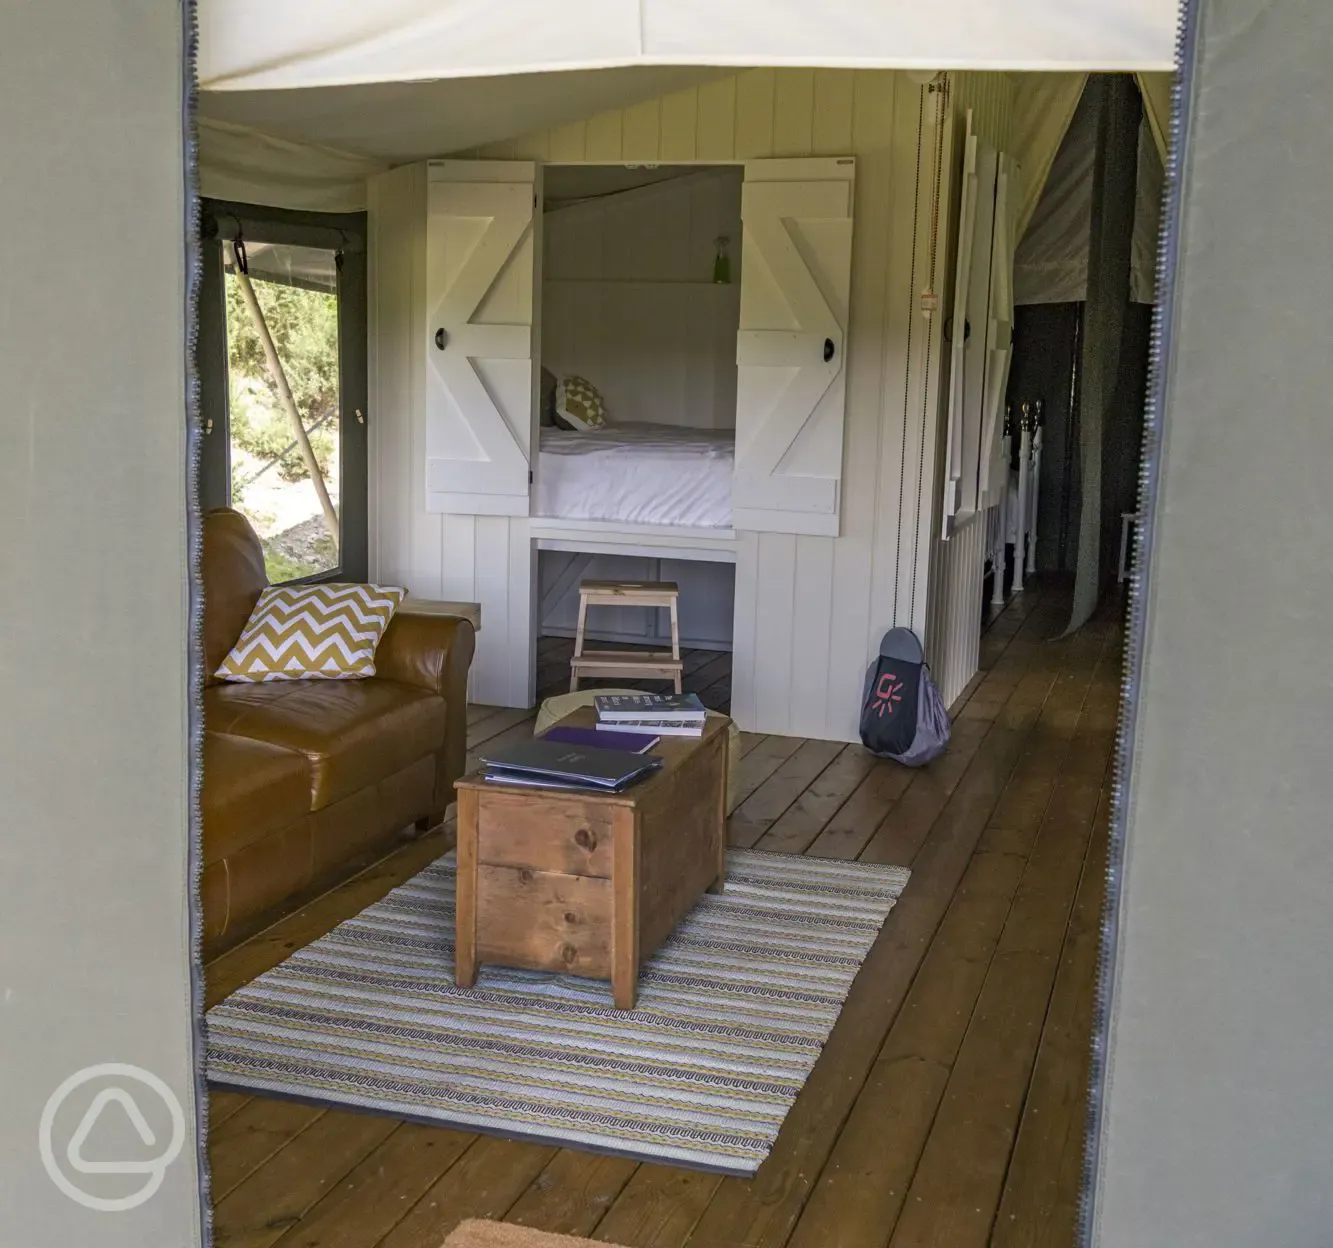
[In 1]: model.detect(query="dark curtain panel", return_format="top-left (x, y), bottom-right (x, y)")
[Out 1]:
top-left (1064, 74), bottom-right (1142, 634)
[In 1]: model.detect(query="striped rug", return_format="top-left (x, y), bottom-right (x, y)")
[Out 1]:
top-left (205, 849), bottom-right (909, 1174)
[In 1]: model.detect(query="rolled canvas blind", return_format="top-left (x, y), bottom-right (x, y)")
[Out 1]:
top-left (198, 119), bottom-right (385, 212)
top-left (197, 0), bottom-right (1176, 92)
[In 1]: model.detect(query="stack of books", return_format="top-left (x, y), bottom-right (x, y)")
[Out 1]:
top-left (594, 692), bottom-right (708, 738)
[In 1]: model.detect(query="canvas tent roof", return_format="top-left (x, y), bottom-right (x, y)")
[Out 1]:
top-left (196, 2), bottom-right (1177, 215)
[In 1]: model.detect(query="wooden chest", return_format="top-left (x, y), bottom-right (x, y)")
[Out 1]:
top-left (453, 710), bottom-right (728, 1009)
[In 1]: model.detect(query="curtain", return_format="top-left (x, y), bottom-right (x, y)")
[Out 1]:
top-left (1064, 75), bottom-right (1140, 637)
top-left (1135, 71), bottom-right (1173, 161)
top-left (1013, 92), bottom-right (1163, 307)
top-left (1010, 72), bottom-right (1089, 242)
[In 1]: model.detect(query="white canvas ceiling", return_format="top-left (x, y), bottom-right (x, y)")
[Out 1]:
top-left (197, 66), bottom-right (733, 165)
top-left (195, 3), bottom-right (1177, 212)
top-left (198, 0), bottom-right (1177, 93)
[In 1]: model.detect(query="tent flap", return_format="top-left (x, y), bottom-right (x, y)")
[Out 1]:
top-left (1136, 70), bottom-right (1173, 159)
top-left (198, 118), bottom-right (385, 213)
top-left (1010, 72), bottom-right (1089, 241)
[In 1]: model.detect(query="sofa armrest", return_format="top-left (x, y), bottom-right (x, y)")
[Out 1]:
top-left (376, 611), bottom-right (476, 701)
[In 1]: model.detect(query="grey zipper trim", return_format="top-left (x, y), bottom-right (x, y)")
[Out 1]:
top-left (1077, 2), bottom-right (1202, 1242)
top-left (181, 0), bottom-right (215, 1242)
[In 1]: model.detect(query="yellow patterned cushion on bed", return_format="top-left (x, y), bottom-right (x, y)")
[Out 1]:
top-left (554, 375), bottom-right (608, 431)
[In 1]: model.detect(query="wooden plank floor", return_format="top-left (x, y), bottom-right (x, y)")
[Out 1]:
top-left (204, 583), bottom-right (1119, 1248)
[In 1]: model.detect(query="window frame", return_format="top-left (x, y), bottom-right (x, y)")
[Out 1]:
top-left (199, 198), bottom-right (369, 584)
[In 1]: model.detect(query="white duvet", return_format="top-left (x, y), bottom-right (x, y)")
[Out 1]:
top-left (535, 424), bottom-right (734, 529)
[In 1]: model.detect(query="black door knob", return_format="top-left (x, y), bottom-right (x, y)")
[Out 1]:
top-left (823, 337), bottom-right (835, 363)
top-left (435, 328), bottom-right (447, 350)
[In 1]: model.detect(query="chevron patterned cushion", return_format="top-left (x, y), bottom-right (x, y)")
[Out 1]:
top-left (216, 582), bottom-right (407, 683)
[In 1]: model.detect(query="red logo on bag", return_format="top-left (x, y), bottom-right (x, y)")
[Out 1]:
top-left (873, 672), bottom-right (904, 718)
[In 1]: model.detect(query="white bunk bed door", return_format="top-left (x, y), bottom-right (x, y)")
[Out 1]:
top-left (979, 154), bottom-right (1017, 511)
top-left (942, 115), bottom-right (979, 536)
top-left (734, 157), bottom-right (855, 538)
top-left (424, 160), bottom-right (539, 516)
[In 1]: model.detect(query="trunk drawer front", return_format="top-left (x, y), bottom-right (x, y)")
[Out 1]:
top-left (475, 864), bottom-right (612, 977)
top-left (477, 795), bottom-right (615, 877)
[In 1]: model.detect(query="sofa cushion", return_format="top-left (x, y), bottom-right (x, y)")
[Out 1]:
top-left (216, 582), bottom-right (407, 682)
top-left (202, 509), bottom-right (269, 686)
top-left (203, 732), bottom-right (312, 863)
top-left (205, 679), bottom-right (448, 812)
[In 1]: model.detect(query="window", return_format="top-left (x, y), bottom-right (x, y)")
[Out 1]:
top-left (199, 202), bottom-right (368, 583)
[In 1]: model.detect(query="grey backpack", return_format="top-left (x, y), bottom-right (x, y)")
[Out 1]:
top-left (859, 628), bottom-right (951, 766)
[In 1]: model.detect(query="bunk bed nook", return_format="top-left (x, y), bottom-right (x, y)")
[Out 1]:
top-left (534, 164), bottom-right (742, 655)
top-left (419, 150), bottom-right (855, 709)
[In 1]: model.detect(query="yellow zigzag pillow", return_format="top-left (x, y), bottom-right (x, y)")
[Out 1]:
top-left (216, 582), bottom-right (407, 683)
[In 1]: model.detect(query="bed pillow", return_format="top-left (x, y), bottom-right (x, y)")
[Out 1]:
top-left (553, 375), bottom-right (608, 431)
top-left (215, 582), bottom-right (406, 682)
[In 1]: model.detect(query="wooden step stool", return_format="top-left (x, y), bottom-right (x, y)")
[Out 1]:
top-left (569, 580), bottom-right (683, 693)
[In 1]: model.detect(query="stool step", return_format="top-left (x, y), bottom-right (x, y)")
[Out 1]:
top-left (578, 579), bottom-right (679, 609)
top-left (570, 651), bottom-right (683, 671)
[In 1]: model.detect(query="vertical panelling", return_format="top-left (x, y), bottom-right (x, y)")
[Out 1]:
top-left (367, 164), bottom-right (425, 587)
top-left (549, 121), bottom-right (587, 163)
top-left (752, 533), bottom-right (798, 732)
top-left (471, 516), bottom-right (513, 704)
top-left (621, 99), bottom-right (661, 161)
top-left (895, 82), bottom-right (952, 638)
top-left (695, 77), bottom-right (737, 160)
top-left (585, 110), bottom-right (624, 162)
top-left (441, 512), bottom-right (478, 698)
top-left (822, 69), bottom-right (896, 742)
top-left (407, 168), bottom-right (443, 597)
top-left (928, 512), bottom-right (985, 707)
top-left (866, 75), bottom-right (923, 674)
top-left (773, 67), bottom-right (815, 156)
top-left (812, 69), bottom-right (855, 155)
top-left (660, 88), bottom-right (699, 161)
top-left (729, 530), bottom-right (761, 728)
top-left (507, 517), bottom-right (535, 705)
top-left (790, 535), bottom-right (836, 738)
top-left (734, 68), bottom-right (776, 159)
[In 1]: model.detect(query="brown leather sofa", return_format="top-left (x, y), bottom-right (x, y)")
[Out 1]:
top-left (201, 509), bottom-right (475, 955)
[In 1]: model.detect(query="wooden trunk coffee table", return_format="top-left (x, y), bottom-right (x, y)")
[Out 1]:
top-left (453, 709), bottom-right (728, 1009)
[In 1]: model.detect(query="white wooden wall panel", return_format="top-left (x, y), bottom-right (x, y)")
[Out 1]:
top-left (922, 73), bottom-right (1017, 709)
top-left (925, 509), bottom-right (987, 708)
top-left (369, 164), bottom-right (535, 708)
top-left (542, 169), bottom-right (742, 430)
top-left (365, 67), bottom-right (1020, 733)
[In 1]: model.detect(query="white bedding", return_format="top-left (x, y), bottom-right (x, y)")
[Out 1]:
top-left (535, 424), bottom-right (734, 528)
